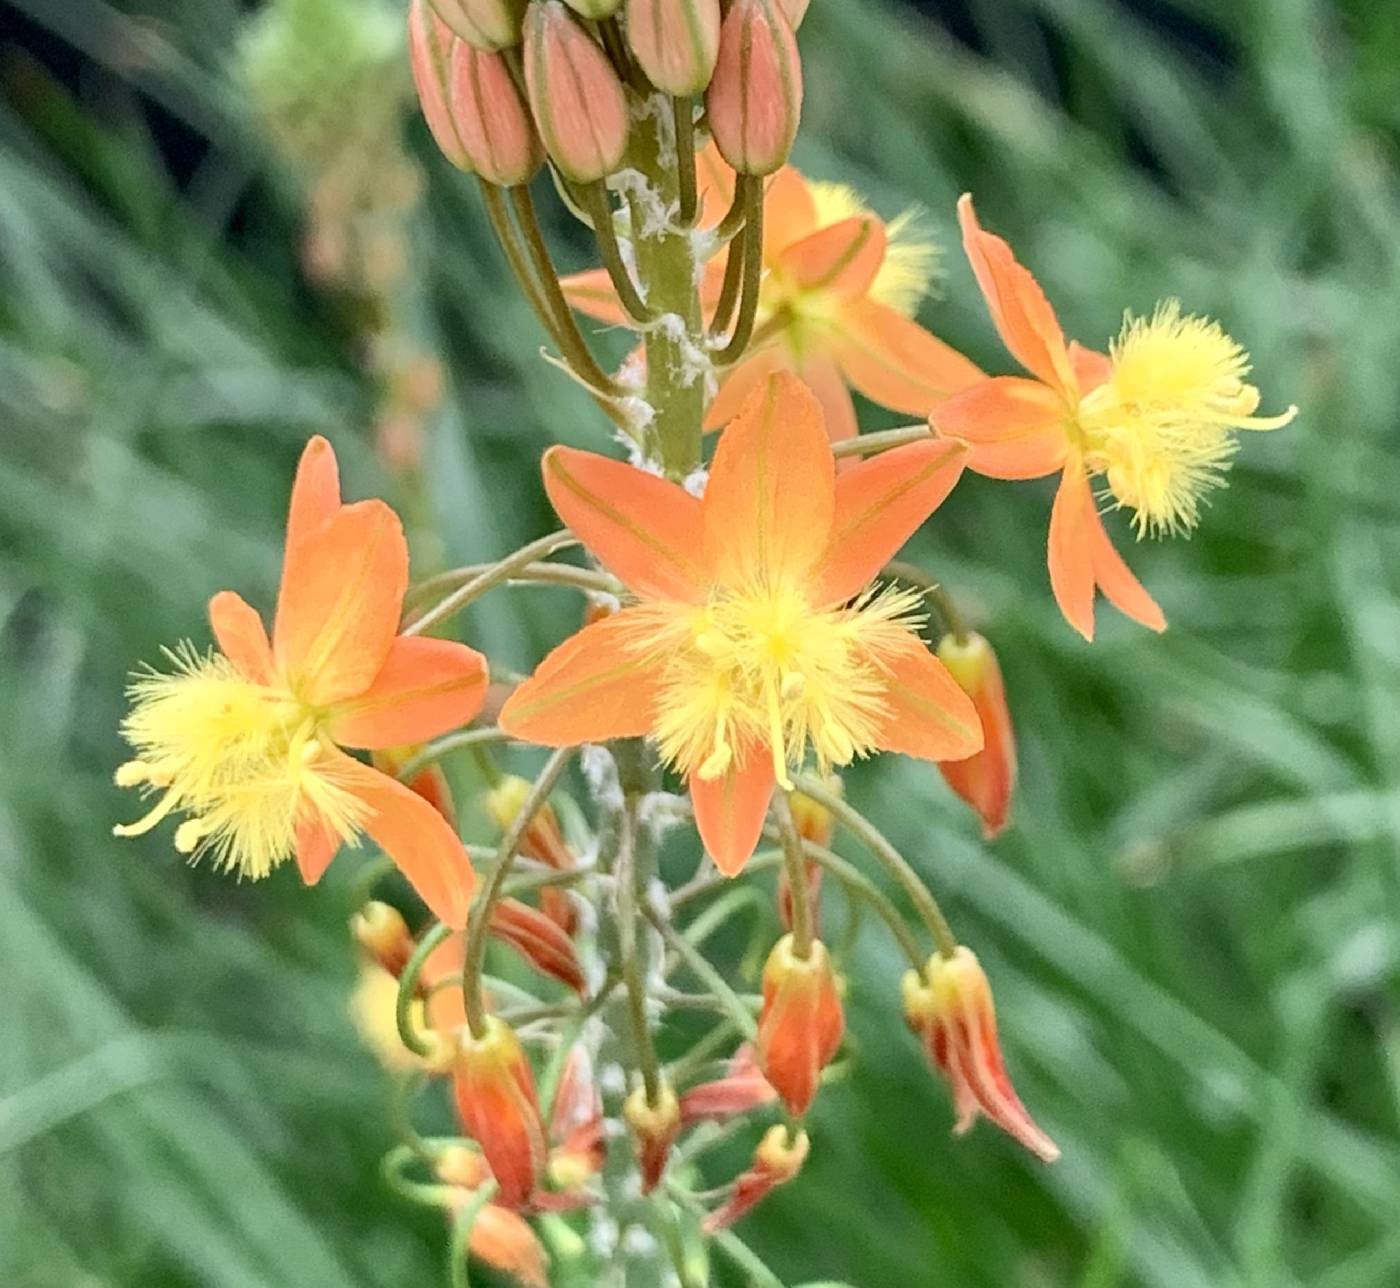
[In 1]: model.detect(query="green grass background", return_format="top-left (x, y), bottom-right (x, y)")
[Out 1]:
top-left (3, 0), bottom-right (1399, 1284)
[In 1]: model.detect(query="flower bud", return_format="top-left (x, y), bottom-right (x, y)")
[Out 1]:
top-left (461, 1206), bottom-right (550, 1288)
top-left (704, 0), bottom-right (802, 175)
top-left (678, 1044), bottom-right (777, 1125)
top-left (778, 778), bottom-right (838, 934)
top-left (902, 946), bottom-right (1059, 1162)
top-left (408, 0), bottom-right (472, 170)
top-left (486, 774), bottom-right (578, 933)
top-left (450, 39), bottom-right (545, 186)
top-left (564, 0), bottom-right (623, 17)
top-left (703, 1124), bottom-right (809, 1232)
top-left (548, 1046), bottom-right (605, 1187)
top-left (776, 0), bottom-right (809, 27)
top-left (755, 935), bottom-right (843, 1116)
top-left (431, 0), bottom-right (526, 49)
top-left (624, 0), bottom-right (721, 95)
top-left (936, 632), bottom-right (1016, 839)
top-left (373, 746), bottom-right (458, 826)
top-left (489, 898), bottom-right (586, 994)
top-left (623, 1082), bottom-right (682, 1192)
top-left (351, 900), bottom-right (415, 977)
top-left (453, 1018), bottom-right (548, 1207)
top-left (524, 1), bottom-right (630, 183)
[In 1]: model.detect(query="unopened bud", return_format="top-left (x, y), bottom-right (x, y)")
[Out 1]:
top-left (486, 774), bottom-right (578, 933)
top-left (489, 898), bottom-right (586, 993)
top-left (678, 1044), bottom-right (777, 1125)
top-left (450, 39), bottom-right (545, 185)
top-left (704, 0), bottom-right (802, 175)
top-left (564, 0), bottom-right (623, 17)
top-left (623, 1082), bottom-right (682, 1192)
top-left (776, 0), bottom-right (809, 27)
top-left (431, 0), bottom-right (526, 49)
top-left (936, 632), bottom-right (1016, 839)
top-left (625, 0), bottom-right (721, 95)
top-left (352, 900), bottom-right (415, 977)
top-left (703, 1124), bottom-right (809, 1231)
top-left (408, 1), bottom-right (472, 171)
top-left (755, 935), bottom-right (843, 1116)
top-left (524, 1), bottom-right (630, 182)
top-left (453, 1017), bottom-right (548, 1207)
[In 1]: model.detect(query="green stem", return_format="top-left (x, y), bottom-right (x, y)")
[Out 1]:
top-left (645, 903), bottom-right (758, 1040)
top-left (708, 221), bottom-right (745, 340)
top-left (773, 792), bottom-right (815, 958)
top-left (673, 96), bottom-right (698, 226)
top-left (581, 180), bottom-right (655, 323)
top-left (885, 559), bottom-right (969, 643)
top-left (478, 179), bottom-right (562, 349)
top-left (714, 176), bottom-right (764, 364)
top-left (409, 558), bottom-right (614, 603)
top-left (396, 922), bottom-right (453, 1058)
top-left (830, 422), bottom-right (932, 458)
top-left (395, 731), bottom-right (512, 783)
top-left (615, 792), bottom-right (663, 1103)
top-left (794, 774), bottom-right (958, 960)
top-left (462, 747), bottom-right (577, 1036)
top-left (448, 1179), bottom-right (500, 1288)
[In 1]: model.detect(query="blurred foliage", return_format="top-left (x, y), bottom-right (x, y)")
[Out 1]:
top-left (3, 0), bottom-right (1400, 1285)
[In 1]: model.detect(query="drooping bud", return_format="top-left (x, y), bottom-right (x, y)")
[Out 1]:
top-left (431, 0), bottom-right (526, 49)
top-left (935, 632), bottom-right (1016, 839)
top-left (778, 778), bottom-right (838, 934)
top-left (563, 0), bottom-right (623, 17)
top-left (409, 0), bottom-right (472, 170)
top-left (624, 0), bottom-right (721, 95)
top-left (437, 1149), bottom-right (551, 1288)
top-left (548, 1045), bottom-right (605, 1188)
top-left (351, 900), bottom-right (415, 977)
top-left (755, 936), bottom-right (843, 1116)
top-left (450, 39), bottom-right (545, 186)
top-left (902, 946), bottom-right (1060, 1162)
top-left (623, 1082), bottom-right (682, 1192)
top-left (373, 746), bottom-right (458, 827)
top-left (453, 1018), bottom-right (549, 1207)
top-left (678, 1044), bottom-right (777, 1125)
top-left (703, 1124), bottom-right (809, 1232)
top-left (523, 1), bottom-right (630, 183)
top-left (704, 0), bottom-right (802, 176)
top-left (486, 774), bottom-right (578, 933)
top-left (488, 898), bottom-right (586, 994)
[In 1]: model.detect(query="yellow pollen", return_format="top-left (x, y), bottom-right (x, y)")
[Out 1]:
top-left (1076, 300), bottom-right (1297, 538)
top-left (623, 580), bottom-right (925, 784)
top-left (113, 644), bottom-right (367, 879)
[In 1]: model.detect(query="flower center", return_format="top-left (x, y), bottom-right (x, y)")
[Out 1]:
top-left (113, 645), bottom-right (365, 878)
top-left (628, 581), bottom-right (924, 790)
top-left (1075, 300), bottom-right (1297, 538)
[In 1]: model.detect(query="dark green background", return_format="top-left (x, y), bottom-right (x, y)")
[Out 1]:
top-left (3, 0), bottom-right (1398, 1284)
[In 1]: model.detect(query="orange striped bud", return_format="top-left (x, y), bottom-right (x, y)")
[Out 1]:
top-left (704, 0), bottom-right (802, 175)
top-left (623, 1083), bottom-right (681, 1193)
top-left (755, 935), bottom-right (843, 1116)
top-left (547, 1046), bottom-right (605, 1187)
top-left (409, 1), bottom-right (472, 170)
top-left (430, 0), bottom-right (526, 48)
top-left (624, 0), bottom-right (721, 95)
top-left (461, 1206), bottom-right (550, 1287)
top-left (452, 1018), bottom-right (548, 1207)
top-left (564, 0), bottom-right (623, 17)
top-left (936, 632), bottom-right (1016, 839)
top-left (351, 900), bottom-right (415, 978)
top-left (488, 898), bottom-right (586, 993)
top-left (524, 2), bottom-right (630, 182)
top-left (777, 778), bottom-right (837, 934)
top-left (902, 946), bottom-right (1059, 1162)
top-left (485, 774), bottom-right (578, 934)
top-left (702, 1124), bottom-right (809, 1231)
top-left (678, 1044), bottom-right (776, 1125)
top-left (450, 39), bottom-right (545, 185)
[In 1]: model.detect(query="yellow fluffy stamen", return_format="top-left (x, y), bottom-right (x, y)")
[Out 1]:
top-left (623, 580), bottom-right (925, 789)
top-left (1077, 300), bottom-right (1297, 538)
top-left (113, 645), bottom-right (366, 878)
top-left (806, 181), bottom-right (939, 315)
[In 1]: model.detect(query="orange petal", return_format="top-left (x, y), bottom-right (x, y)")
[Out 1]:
top-left (283, 435), bottom-right (342, 556)
top-left (703, 345), bottom-right (789, 432)
top-left (798, 355), bottom-right (858, 451)
top-left (816, 438), bottom-right (966, 606)
top-left (827, 299), bottom-right (984, 417)
top-left (208, 590), bottom-right (273, 684)
top-left (328, 636), bottom-right (489, 749)
top-left (559, 266), bottom-right (630, 326)
top-left (702, 372), bottom-right (835, 588)
top-left (873, 645), bottom-right (983, 762)
top-left (957, 194), bottom-right (1075, 396)
top-left (498, 609), bottom-right (665, 746)
top-left (273, 499), bottom-right (408, 706)
top-left (1068, 341), bottom-right (1112, 393)
top-left (1088, 505), bottom-right (1167, 634)
top-left (690, 748), bottom-right (776, 876)
top-left (931, 377), bottom-right (1069, 480)
top-left (1047, 466), bottom-right (1098, 641)
top-left (760, 165), bottom-right (818, 259)
top-left (542, 446), bottom-right (707, 602)
top-left (295, 814), bottom-right (341, 885)
top-left (775, 216), bottom-right (885, 301)
top-left (337, 752), bottom-right (476, 928)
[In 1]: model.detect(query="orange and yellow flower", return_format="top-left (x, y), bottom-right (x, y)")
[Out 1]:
top-left (934, 195), bottom-right (1296, 640)
top-left (498, 373), bottom-right (983, 872)
top-left (114, 436), bottom-right (486, 926)
top-left (562, 148), bottom-right (983, 444)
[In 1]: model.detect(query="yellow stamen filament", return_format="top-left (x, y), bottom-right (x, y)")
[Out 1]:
top-left (1077, 300), bottom-right (1297, 538)
top-left (624, 580), bottom-right (925, 785)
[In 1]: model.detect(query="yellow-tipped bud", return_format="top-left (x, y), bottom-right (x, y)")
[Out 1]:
top-left (351, 900), bottom-right (415, 977)
top-left (623, 1082), bottom-right (682, 1193)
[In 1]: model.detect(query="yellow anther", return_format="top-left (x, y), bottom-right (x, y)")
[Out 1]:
top-left (780, 671), bottom-right (806, 701)
top-left (699, 743), bottom-right (733, 780)
top-left (174, 817), bottom-right (212, 854)
top-left (114, 760), bottom-right (151, 788)
top-left (694, 629), bottom-right (729, 658)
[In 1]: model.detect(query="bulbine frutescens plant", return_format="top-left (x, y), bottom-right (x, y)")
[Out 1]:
top-left (117, 1), bottom-right (1296, 1282)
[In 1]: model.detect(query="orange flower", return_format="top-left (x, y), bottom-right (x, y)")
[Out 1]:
top-left (679, 1043), bottom-right (777, 1126)
top-left (755, 934), bottom-right (843, 1116)
top-left (498, 373), bottom-right (982, 872)
top-left (934, 195), bottom-right (1296, 640)
top-left (437, 1148), bottom-right (551, 1288)
top-left (114, 437), bottom-right (486, 926)
top-left (561, 150), bottom-right (982, 446)
top-left (935, 632), bottom-right (1016, 839)
top-left (902, 946), bottom-right (1059, 1162)
top-left (703, 1124), bottom-right (809, 1232)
